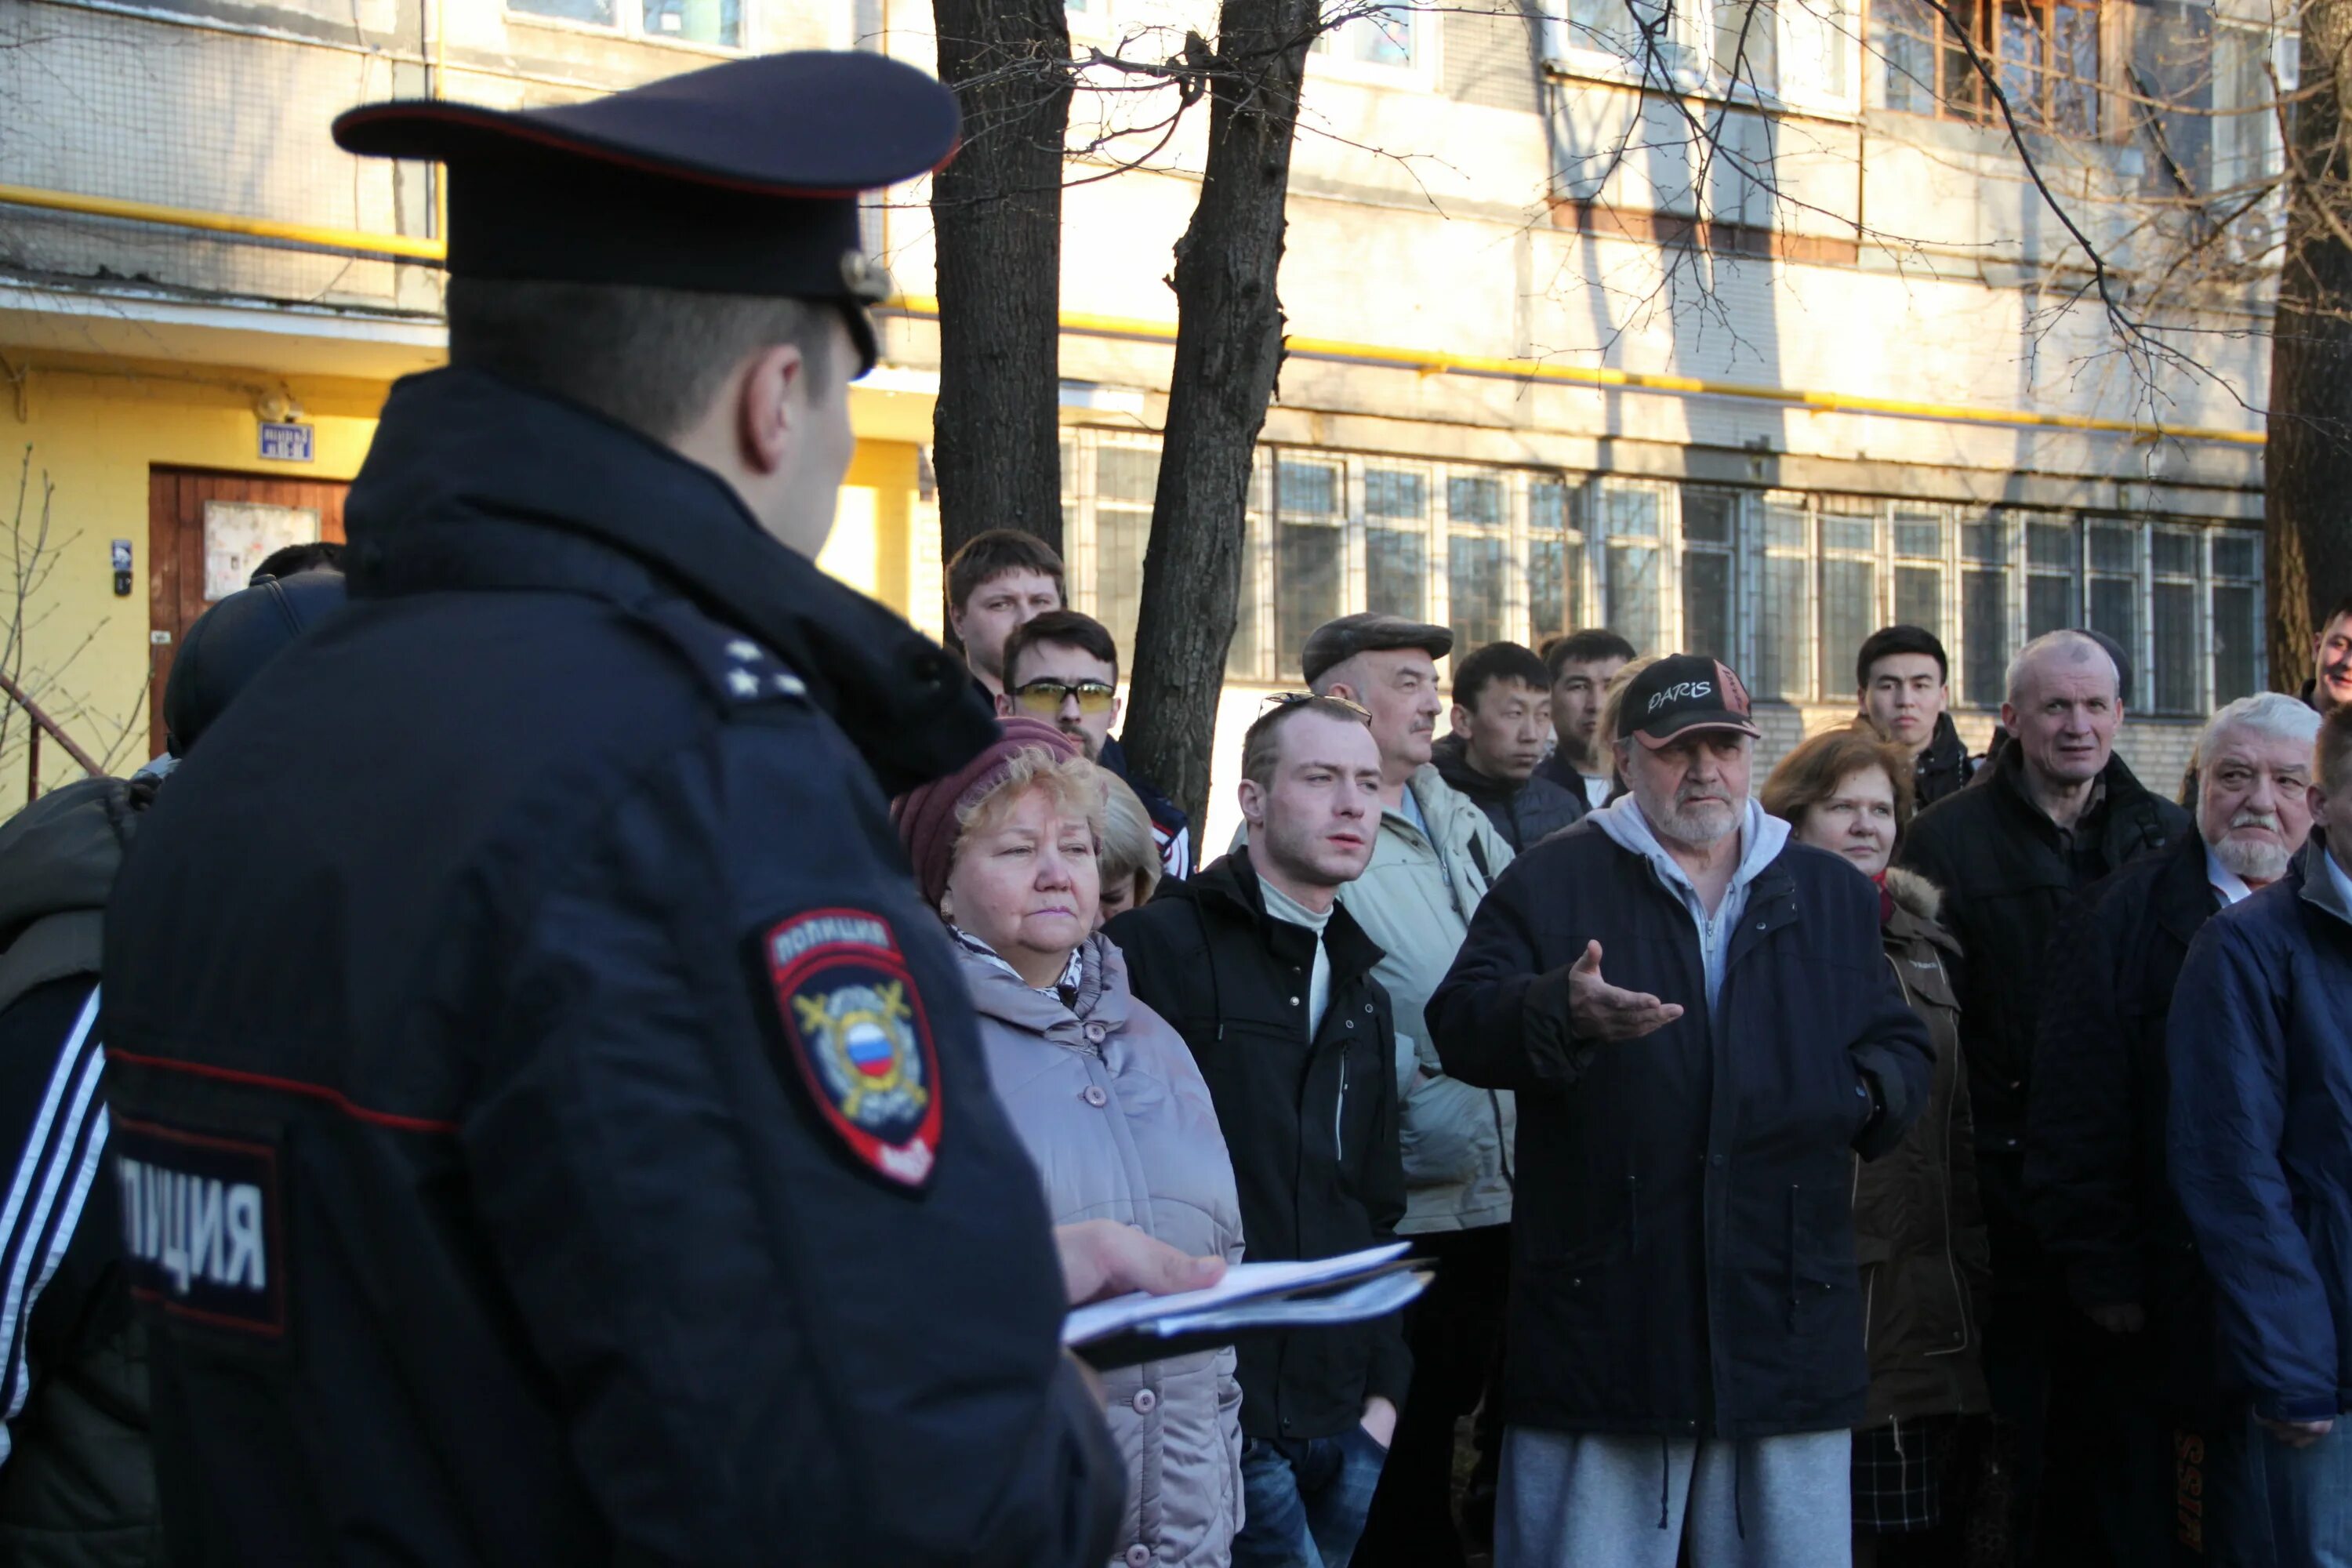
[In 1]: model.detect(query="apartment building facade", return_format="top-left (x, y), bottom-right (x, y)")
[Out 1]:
top-left (0, 0), bottom-right (2279, 832)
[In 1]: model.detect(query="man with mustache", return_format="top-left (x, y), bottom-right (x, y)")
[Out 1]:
top-left (2026, 691), bottom-right (2321, 1563)
top-left (1900, 629), bottom-right (2190, 1565)
top-left (1427, 653), bottom-right (1932, 1567)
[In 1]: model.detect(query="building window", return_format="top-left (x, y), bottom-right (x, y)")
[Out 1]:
top-left (1818, 503), bottom-right (1882, 699)
top-left (1755, 495), bottom-right (1812, 701)
top-left (1874, 0), bottom-right (2097, 134)
top-left (1316, 3), bottom-right (1422, 67)
top-left (1448, 472), bottom-right (1510, 656)
top-left (2211, 530), bottom-right (2263, 706)
top-left (1276, 457), bottom-right (1346, 678)
top-left (1892, 506), bottom-right (1947, 641)
top-left (2026, 516), bottom-right (2080, 639)
top-left (1366, 465), bottom-right (1431, 622)
top-left (2148, 526), bottom-right (2201, 715)
top-left (1231, 455), bottom-right (1271, 681)
top-left (509, 0), bottom-right (741, 47)
top-left (642, 0), bottom-right (740, 45)
top-left (1192, 440), bottom-right (2264, 710)
top-left (1092, 444), bottom-right (1160, 657)
top-left (1598, 483), bottom-right (1666, 659)
top-left (2085, 520), bottom-right (2140, 696)
top-left (1715, 0), bottom-right (1780, 92)
top-left (1681, 488), bottom-right (1740, 664)
top-left (1555, 0), bottom-right (1854, 105)
top-left (1529, 477), bottom-right (1587, 647)
top-left (1959, 511), bottom-right (2010, 707)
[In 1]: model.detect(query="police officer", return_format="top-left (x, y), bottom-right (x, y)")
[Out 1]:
top-left (100, 52), bottom-right (1192, 1566)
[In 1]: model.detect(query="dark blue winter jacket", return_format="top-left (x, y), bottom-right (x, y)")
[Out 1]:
top-left (1428, 807), bottom-right (1933, 1439)
top-left (2168, 833), bottom-right (2352, 1423)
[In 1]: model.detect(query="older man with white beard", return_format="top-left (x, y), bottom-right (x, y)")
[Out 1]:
top-left (2026, 690), bottom-right (2324, 1564)
top-left (1428, 655), bottom-right (1933, 1568)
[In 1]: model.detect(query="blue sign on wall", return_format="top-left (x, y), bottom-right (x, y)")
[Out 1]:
top-left (259, 422), bottom-right (314, 463)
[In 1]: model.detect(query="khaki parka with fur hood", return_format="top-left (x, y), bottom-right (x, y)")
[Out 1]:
top-left (1858, 866), bottom-right (1994, 1426)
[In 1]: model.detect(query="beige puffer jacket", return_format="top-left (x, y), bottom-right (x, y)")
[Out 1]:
top-left (956, 932), bottom-right (1247, 1568)
top-left (1335, 766), bottom-right (1517, 1235)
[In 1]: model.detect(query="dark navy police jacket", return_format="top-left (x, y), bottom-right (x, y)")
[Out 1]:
top-left (100, 368), bottom-right (1124, 1566)
top-left (1428, 819), bottom-right (1932, 1439)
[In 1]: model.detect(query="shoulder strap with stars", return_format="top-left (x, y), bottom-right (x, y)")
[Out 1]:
top-left (630, 597), bottom-right (810, 712)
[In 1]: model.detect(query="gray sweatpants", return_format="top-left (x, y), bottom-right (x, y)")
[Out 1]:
top-left (1496, 1425), bottom-right (1853, 1568)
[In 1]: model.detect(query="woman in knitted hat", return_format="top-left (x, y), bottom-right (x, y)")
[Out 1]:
top-left (894, 720), bottom-right (1247, 1568)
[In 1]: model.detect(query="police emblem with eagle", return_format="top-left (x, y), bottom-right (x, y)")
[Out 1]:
top-left (795, 979), bottom-right (929, 1128)
top-left (759, 909), bottom-right (945, 1189)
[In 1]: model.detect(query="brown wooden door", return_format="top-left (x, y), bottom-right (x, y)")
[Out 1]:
top-left (147, 467), bottom-right (348, 759)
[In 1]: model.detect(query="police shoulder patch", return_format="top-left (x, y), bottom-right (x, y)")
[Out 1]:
top-left (113, 1117), bottom-right (286, 1338)
top-left (758, 908), bottom-right (942, 1189)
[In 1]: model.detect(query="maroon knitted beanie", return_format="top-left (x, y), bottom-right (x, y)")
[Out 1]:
top-left (890, 716), bottom-right (1080, 909)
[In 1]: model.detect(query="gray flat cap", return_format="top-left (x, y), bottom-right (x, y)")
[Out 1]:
top-left (1301, 613), bottom-right (1454, 685)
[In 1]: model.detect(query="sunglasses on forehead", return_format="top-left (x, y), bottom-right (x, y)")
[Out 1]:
top-left (1010, 677), bottom-right (1117, 717)
top-left (1257, 691), bottom-right (1373, 721)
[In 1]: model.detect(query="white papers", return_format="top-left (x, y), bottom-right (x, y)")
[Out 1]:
top-left (1063, 1241), bottom-right (1413, 1347)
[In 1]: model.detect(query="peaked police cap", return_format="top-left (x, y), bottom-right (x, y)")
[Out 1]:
top-left (332, 51), bottom-right (959, 372)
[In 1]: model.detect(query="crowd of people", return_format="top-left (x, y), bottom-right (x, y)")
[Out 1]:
top-left (873, 540), bottom-right (2352, 1568)
top-left (9, 495), bottom-right (2352, 1568)
top-left (4, 45), bottom-right (2352, 1568)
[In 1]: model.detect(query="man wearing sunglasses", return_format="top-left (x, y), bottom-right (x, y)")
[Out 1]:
top-left (1000, 609), bottom-right (1193, 880)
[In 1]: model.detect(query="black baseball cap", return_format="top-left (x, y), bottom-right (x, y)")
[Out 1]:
top-left (1621, 655), bottom-right (1762, 750)
top-left (332, 53), bottom-right (960, 373)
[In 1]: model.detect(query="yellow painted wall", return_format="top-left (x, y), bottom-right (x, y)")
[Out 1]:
top-left (0, 350), bottom-right (927, 813)
top-left (0, 357), bottom-right (384, 810)
top-left (822, 438), bottom-right (921, 613)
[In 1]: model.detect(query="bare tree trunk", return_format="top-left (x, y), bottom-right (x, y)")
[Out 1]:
top-left (2265, 0), bottom-right (2352, 691)
top-left (930, 0), bottom-right (1072, 574)
top-left (1121, 7), bottom-right (1319, 836)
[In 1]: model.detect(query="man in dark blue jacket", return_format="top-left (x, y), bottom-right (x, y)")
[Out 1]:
top-left (97, 55), bottom-right (1181, 1567)
top-left (2169, 703), bottom-right (2352, 1565)
top-left (1430, 654), bottom-right (1931, 1567)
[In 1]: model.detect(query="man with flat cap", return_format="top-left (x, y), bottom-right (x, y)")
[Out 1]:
top-left (1286, 613), bottom-right (1519, 1567)
top-left (99, 52), bottom-right (1191, 1566)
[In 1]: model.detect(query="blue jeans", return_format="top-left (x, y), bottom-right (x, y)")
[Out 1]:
top-left (2249, 1411), bottom-right (2352, 1568)
top-left (1233, 1425), bottom-right (1390, 1568)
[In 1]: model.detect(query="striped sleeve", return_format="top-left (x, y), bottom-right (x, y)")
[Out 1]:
top-left (0, 980), bottom-right (111, 1468)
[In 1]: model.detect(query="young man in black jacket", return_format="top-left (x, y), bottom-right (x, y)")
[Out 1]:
top-left (1854, 624), bottom-right (1975, 808)
top-left (1110, 696), bottom-right (1411, 1568)
top-left (1432, 641), bottom-right (1584, 851)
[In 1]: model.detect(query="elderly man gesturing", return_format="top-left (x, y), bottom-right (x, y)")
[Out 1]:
top-left (1428, 655), bottom-right (1933, 1568)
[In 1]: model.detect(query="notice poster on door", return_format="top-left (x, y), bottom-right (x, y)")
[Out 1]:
top-left (202, 501), bottom-right (320, 603)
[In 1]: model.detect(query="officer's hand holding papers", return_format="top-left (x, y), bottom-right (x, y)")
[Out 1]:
top-left (1065, 1242), bottom-right (1429, 1370)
